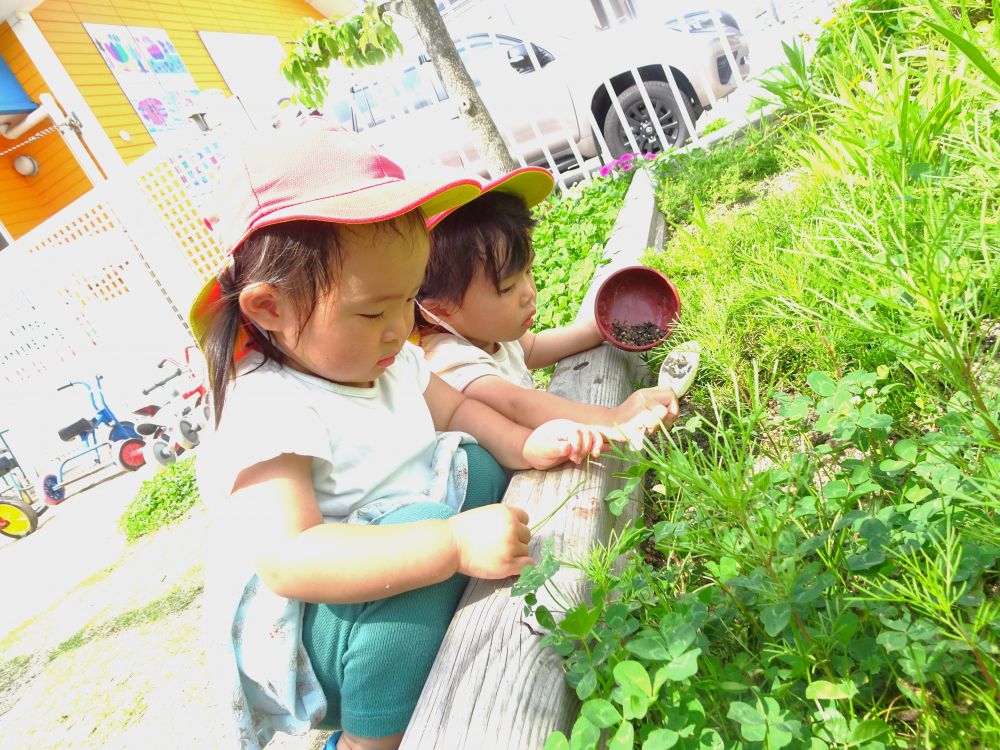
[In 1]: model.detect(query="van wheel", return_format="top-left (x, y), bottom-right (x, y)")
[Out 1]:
top-left (603, 80), bottom-right (691, 157)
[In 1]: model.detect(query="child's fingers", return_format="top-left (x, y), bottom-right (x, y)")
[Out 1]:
top-left (509, 506), bottom-right (530, 525)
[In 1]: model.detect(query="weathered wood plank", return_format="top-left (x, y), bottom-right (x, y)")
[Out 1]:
top-left (401, 170), bottom-right (664, 749)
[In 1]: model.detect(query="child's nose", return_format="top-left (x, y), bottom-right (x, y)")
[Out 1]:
top-left (382, 311), bottom-right (410, 342)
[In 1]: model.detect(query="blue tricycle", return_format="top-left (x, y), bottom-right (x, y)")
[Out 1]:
top-left (34, 375), bottom-right (146, 505)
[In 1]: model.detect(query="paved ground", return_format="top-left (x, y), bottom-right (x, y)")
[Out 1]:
top-left (0, 466), bottom-right (148, 635)
top-left (1, 460), bottom-right (329, 750)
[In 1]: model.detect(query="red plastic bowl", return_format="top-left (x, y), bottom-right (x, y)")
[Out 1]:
top-left (594, 266), bottom-right (681, 352)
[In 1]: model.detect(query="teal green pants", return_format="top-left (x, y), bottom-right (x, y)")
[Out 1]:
top-left (302, 445), bottom-right (509, 738)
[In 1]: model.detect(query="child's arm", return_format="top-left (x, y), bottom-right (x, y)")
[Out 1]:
top-left (520, 317), bottom-right (604, 369)
top-left (424, 373), bottom-right (606, 469)
top-left (232, 453), bottom-right (533, 604)
top-left (465, 374), bottom-right (679, 441)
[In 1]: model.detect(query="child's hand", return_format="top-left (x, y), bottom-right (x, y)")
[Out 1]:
top-left (609, 387), bottom-right (680, 449)
top-left (447, 505), bottom-right (533, 579)
top-left (523, 418), bottom-right (607, 468)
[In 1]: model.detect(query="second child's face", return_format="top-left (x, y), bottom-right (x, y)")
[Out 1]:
top-left (283, 221), bottom-right (429, 387)
top-left (444, 262), bottom-right (537, 351)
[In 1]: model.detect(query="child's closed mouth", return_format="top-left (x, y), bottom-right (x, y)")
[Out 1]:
top-left (376, 353), bottom-right (398, 368)
top-left (522, 309), bottom-right (536, 328)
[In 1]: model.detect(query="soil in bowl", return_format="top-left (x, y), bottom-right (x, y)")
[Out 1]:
top-left (612, 320), bottom-right (667, 348)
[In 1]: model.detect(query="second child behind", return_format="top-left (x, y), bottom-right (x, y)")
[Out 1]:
top-left (417, 167), bottom-right (679, 445)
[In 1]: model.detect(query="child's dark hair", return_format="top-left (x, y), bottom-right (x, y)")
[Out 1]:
top-left (419, 191), bottom-right (535, 310)
top-left (197, 215), bottom-right (422, 425)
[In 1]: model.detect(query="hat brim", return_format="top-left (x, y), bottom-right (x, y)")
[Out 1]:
top-left (190, 174), bottom-right (482, 343)
top-left (426, 166), bottom-right (555, 230)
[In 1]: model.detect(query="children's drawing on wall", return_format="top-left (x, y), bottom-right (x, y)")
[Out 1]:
top-left (84, 23), bottom-right (201, 142)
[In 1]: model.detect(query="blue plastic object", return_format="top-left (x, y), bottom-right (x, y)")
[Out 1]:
top-left (0, 56), bottom-right (37, 116)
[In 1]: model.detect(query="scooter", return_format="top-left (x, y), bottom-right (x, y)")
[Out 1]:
top-left (0, 429), bottom-right (47, 539)
top-left (35, 376), bottom-right (146, 505)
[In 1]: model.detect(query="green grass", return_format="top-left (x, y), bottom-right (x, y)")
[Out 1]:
top-left (47, 582), bottom-right (204, 663)
top-left (651, 122), bottom-right (787, 227)
top-left (0, 653), bottom-right (31, 695)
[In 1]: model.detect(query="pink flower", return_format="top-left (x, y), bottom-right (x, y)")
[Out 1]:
top-left (620, 163), bottom-right (633, 171)
top-left (645, 152), bottom-right (657, 160)
top-left (619, 152), bottom-right (635, 162)
top-left (599, 164), bottom-right (613, 177)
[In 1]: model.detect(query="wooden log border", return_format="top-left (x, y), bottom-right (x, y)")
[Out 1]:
top-left (401, 168), bottom-right (666, 749)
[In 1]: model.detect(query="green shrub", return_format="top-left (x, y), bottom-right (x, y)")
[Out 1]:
top-left (120, 457), bottom-right (200, 542)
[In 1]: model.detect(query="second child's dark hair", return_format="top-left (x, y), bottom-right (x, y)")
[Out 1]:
top-left (197, 214), bottom-right (422, 426)
top-left (419, 191), bottom-right (535, 309)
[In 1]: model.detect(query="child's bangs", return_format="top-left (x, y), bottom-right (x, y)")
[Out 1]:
top-left (482, 228), bottom-right (533, 290)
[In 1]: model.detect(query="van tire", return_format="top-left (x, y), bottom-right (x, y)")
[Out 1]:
top-left (603, 80), bottom-right (691, 157)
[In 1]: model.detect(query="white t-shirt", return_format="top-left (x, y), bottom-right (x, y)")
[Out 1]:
top-left (199, 341), bottom-right (437, 521)
top-left (420, 331), bottom-right (533, 392)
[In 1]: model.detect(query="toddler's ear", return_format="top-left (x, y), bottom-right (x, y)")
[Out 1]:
top-left (239, 283), bottom-right (286, 332)
top-left (418, 297), bottom-right (457, 318)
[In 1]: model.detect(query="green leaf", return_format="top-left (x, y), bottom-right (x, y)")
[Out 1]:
top-left (663, 648), bottom-right (701, 681)
top-left (609, 721), bottom-right (634, 750)
top-left (643, 728), bottom-right (680, 750)
top-left (805, 680), bottom-right (856, 701)
top-left (857, 413), bottom-right (892, 430)
top-left (698, 728), bottom-right (725, 749)
top-left (569, 716), bottom-right (600, 750)
top-left (575, 669), bottom-right (598, 701)
top-left (614, 660), bottom-right (653, 696)
top-left (878, 458), bottom-right (910, 475)
top-left (561, 603), bottom-right (601, 639)
top-left (893, 439), bottom-right (919, 462)
top-left (822, 480), bottom-right (850, 499)
top-left (543, 732), bottom-right (571, 750)
top-left (581, 699), bottom-right (621, 728)
top-left (807, 371), bottom-right (837, 397)
top-left (728, 701), bottom-right (766, 742)
top-left (626, 637), bottom-right (671, 661)
top-left (535, 606), bottom-right (556, 630)
top-left (761, 603), bottom-right (792, 636)
top-left (849, 719), bottom-right (892, 744)
top-left (846, 549), bottom-right (885, 571)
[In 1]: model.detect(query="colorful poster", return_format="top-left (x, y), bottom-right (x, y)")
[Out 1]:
top-left (84, 24), bottom-right (201, 142)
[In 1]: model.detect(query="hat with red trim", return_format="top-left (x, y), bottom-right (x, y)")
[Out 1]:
top-left (190, 120), bottom-right (483, 341)
top-left (425, 165), bottom-right (555, 230)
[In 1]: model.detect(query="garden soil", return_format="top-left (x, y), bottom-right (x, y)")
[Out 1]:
top-left (0, 468), bottom-right (328, 750)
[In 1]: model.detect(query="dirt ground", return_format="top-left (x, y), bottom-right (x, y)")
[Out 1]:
top-left (0, 464), bottom-right (329, 750)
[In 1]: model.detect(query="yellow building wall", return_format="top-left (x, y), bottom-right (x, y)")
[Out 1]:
top-left (32, 0), bottom-right (323, 164)
top-left (0, 22), bottom-right (92, 239)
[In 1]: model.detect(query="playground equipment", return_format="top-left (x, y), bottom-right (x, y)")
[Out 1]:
top-left (0, 429), bottom-right (47, 539)
top-left (132, 349), bottom-right (209, 466)
top-left (34, 375), bottom-right (145, 505)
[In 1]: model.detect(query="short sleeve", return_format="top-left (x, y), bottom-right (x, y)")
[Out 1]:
top-left (420, 334), bottom-right (504, 392)
top-left (197, 370), bottom-right (333, 504)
